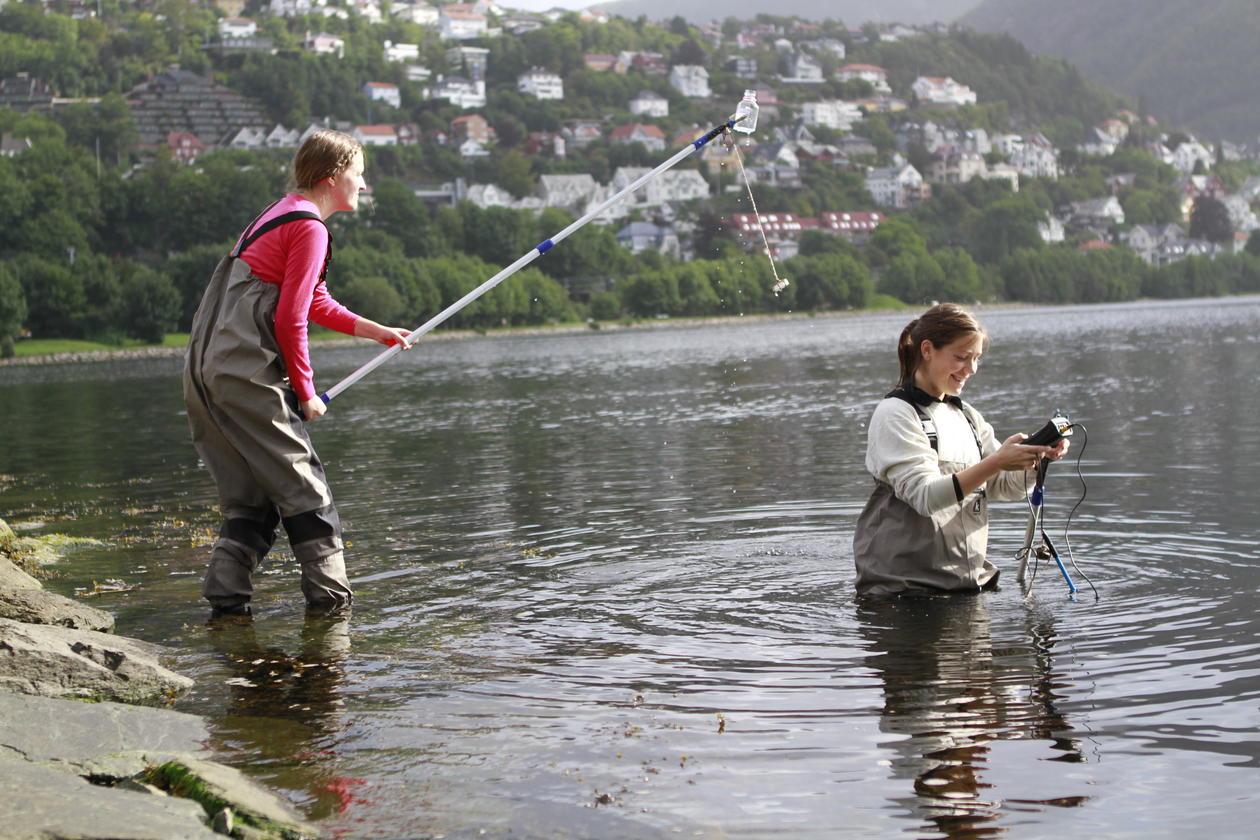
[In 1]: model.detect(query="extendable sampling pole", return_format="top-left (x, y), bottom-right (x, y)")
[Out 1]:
top-left (320, 111), bottom-right (752, 405)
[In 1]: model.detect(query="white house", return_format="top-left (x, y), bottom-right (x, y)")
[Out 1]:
top-left (439, 7), bottom-right (487, 40)
top-left (1037, 213), bottom-right (1065, 244)
top-left (501, 15), bottom-right (546, 34)
top-left (629, 90), bottom-right (669, 118)
top-left (225, 126), bottom-right (267, 150)
top-left (538, 174), bottom-right (600, 213)
top-left (1077, 126), bottom-right (1120, 157)
top-left (383, 40), bottom-right (421, 63)
top-left (362, 81), bottom-right (401, 110)
top-left (865, 163), bottom-right (929, 208)
top-left (354, 124), bottom-right (399, 146)
top-left (616, 221), bottom-right (681, 258)
top-left (429, 76), bottom-right (485, 109)
top-left (1122, 223), bottom-right (1185, 263)
top-left (799, 100), bottom-right (862, 131)
top-left (782, 52), bottom-right (823, 83)
top-left (517, 68), bottom-right (564, 100)
top-left (1010, 134), bottom-right (1059, 179)
top-left (466, 183), bottom-right (516, 208)
top-left (392, 1), bottom-right (438, 25)
top-left (1222, 194), bottom-right (1259, 231)
top-left (1171, 140), bottom-right (1214, 173)
top-left (963, 128), bottom-right (991, 155)
top-left (912, 76), bottom-right (977, 106)
top-left (458, 138), bottom-right (490, 158)
top-left (669, 65), bottom-right (710, 99)
top-left (351, 0), bottom-right (383, 23)
top-left (270, 0), bottom-right (324, 17)
top-left (265, 124), bottom-right (301, 147)
top-left (926, 148), bottom-right (987, 185)
top-left (837, 63), bottom-right (890, 92)
top-left (219, 17), bottom-right (257, 38)
top-left (447, 45), bottom-right (489, 81)
top-left (800, 38), bottom-right (845, 59)
top-left (609, 122), bottom-right (665, 152)
top-left (301, 32), bottom-right (344, 58)
top-left (984, 162), bottom-right (1021, 191)
top-left (1069, 196), bottom-right (1125, 226)
top-left (610, 167), bottom-right (709, 206)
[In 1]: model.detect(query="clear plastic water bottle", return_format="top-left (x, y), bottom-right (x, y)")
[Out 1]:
top-left (733, 89), bottom-right (759, 134)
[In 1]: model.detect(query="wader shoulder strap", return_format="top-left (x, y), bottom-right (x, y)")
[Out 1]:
top-left (886, 386), bottom-right (982, 454)
top-left (231, 209), bottom-right (332, 280)
top-left (886, 386), bottom-right (938, 451)
top-left (233, 210), bottom-right (327, 257)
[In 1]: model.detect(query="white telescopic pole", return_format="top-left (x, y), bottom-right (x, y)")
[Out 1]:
top-left (320, 115), bottom-right (746, 405)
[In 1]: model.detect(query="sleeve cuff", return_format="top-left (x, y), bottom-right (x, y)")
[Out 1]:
top-left (952, 474), bottom-right (963, 503)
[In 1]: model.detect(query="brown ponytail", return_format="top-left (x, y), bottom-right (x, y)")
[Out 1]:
top-left (894, 303), bottom-right (987, 386)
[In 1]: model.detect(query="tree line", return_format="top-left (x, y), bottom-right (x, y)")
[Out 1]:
top-left (4, 3), bottom-right (1260, 356)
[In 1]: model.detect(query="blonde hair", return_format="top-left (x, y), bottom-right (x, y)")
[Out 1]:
top-left (896, 303), bottom-right (988, 385)
top-left (291, 129), bottom-right (362, 191)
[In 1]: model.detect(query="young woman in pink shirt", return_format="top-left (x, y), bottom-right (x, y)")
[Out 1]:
top-left (184, 130), bottom-right (409, 616)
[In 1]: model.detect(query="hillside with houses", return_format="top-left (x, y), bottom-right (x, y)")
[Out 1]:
top-left (2, 0), bottom-right (1260, 352)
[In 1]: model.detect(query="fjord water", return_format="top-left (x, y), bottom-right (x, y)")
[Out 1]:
top-left (2, 297), bottom-right (1259, 839)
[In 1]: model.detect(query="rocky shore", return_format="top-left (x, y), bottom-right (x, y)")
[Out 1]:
top-left (0, 517), bottom-right (319, 840)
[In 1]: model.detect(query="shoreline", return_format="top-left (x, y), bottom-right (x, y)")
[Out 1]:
top-left (0, 306), bottom-right (932, 368)
top-left (11, 295), bottom-right (1243, 368)
top-left (0, 310), bottom-right (871, 367)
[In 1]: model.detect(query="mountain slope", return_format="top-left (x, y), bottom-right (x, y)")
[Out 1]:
top-left (959, 0), bottom-right (1260, 140)
top-left (590, 0), bottom-right (978, 26)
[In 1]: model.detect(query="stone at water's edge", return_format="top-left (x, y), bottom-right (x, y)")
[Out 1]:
top-left (0, 556), bottom-right (41, 590)
top-left (0, 756), bottom-right (222, 840)
top-left (146, 758), bottom-right (321, 839)
top-left (0, 691), bottom-right (210, 765)
top-left (0, 693), bottom-right (321, 838)
top-left (0, 617), bottom-right (193, 702)
top-left (0, 587), bottom-right (115, 631)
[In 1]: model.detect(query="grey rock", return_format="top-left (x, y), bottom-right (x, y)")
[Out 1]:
top-left (0, 692), bottom-right (210, 766)
top-left (0, 587), bottom-right (115, 631)
top-left (146, 757), bottom-right (320, 839)
top-left (0, 617), bottom-right (193, 702)
top-left (0, 693), bottom-right (320, 838)
top-left (0, 557), bottom-right (41, 590)
top-left (0, 754), bottom-right (222, 840)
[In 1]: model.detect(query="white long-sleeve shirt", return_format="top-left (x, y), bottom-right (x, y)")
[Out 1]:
top-left (864, 395), bottom-right (1030, 517)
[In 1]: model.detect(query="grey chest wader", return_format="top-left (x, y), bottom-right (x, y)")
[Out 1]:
top-left (183, 206), bottom-right (352, 611)
top-left (853, 386), bottom-right (998, 597)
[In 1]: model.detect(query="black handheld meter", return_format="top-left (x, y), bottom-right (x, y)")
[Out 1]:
top-left (1022, 411), bottom-right (1073, 447)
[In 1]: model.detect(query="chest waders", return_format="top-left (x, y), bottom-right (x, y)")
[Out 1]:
top-left (183, 209), bottom-right (352, 612)
top-left (853, 387), bottom-right (998, 597)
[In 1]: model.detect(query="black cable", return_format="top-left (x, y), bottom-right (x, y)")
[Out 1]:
top-left (1061, 424), bottom-right (1099, 599)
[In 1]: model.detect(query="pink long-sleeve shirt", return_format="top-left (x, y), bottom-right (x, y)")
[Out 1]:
top-left (236, 194), bottom-right (360, 402)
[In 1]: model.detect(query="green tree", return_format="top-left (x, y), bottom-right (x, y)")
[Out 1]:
top-left (1188, 195), bottom-right (1234, 243)
top-left (339, 275), bottom-right (406, 325)
top-left (966, 194), bottom-right (1044, 265)
top-left (0, 262), bottom-right (27, 357)
top-left (619, 268), bottom-right (681, 317)
top-left (116, 265), bottom-right (180, 343)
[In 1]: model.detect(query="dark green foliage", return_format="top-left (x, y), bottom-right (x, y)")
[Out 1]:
top-left (0, 262), bottom-right (26, 357)
top-left (2, 6), bottom-right (1259, 350)
top-left (1189, 196), bottom-right (1234, 243)
top-left (116, 264), bottom-right (181, 343)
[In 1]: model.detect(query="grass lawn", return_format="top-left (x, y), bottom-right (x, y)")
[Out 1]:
top-left (864, 293), bottom-right (913, 310)
top-left (11, 334), bottom-right (187, 357)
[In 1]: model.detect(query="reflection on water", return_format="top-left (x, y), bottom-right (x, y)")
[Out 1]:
top-left (2, 298), bottom-right (1260, 838)
top-left (859, 595), bottom-right (1085, 839)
